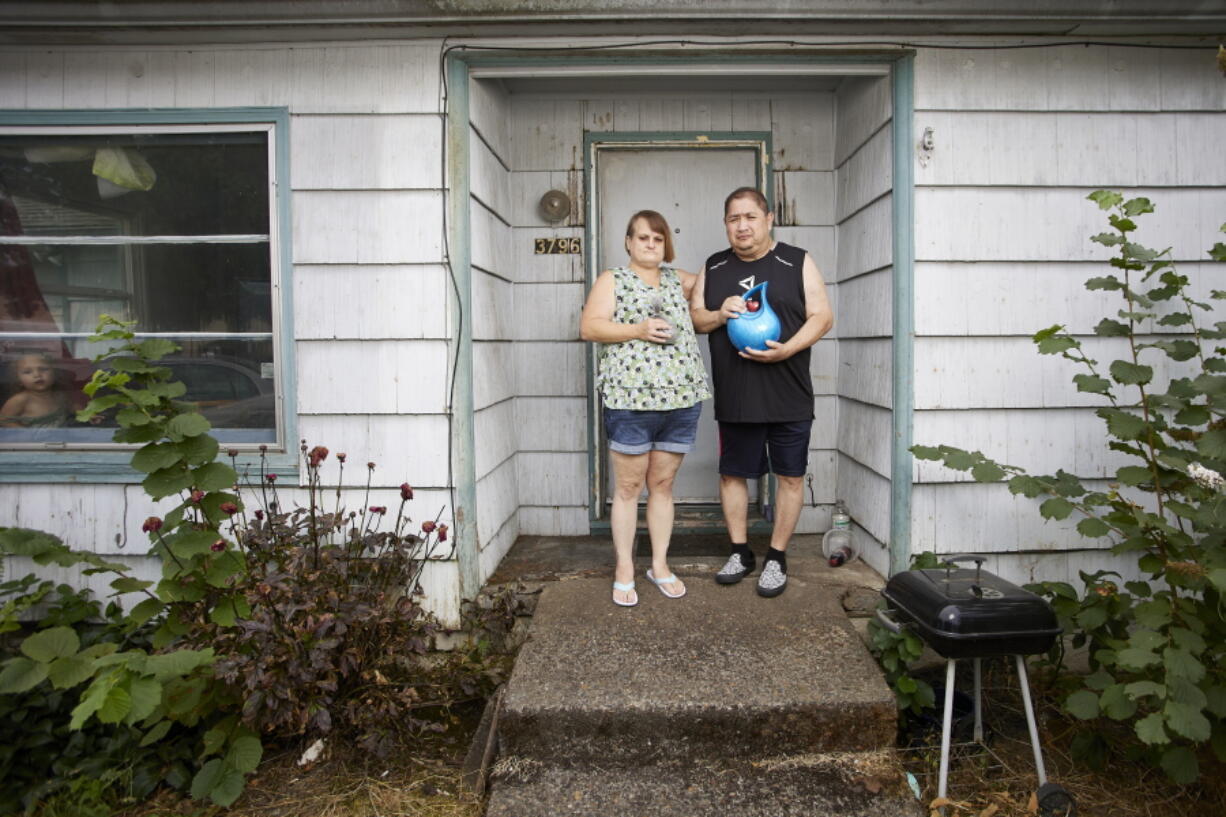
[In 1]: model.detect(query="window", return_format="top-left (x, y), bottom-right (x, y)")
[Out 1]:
top-left (0, 117), bottom-right (287, 454)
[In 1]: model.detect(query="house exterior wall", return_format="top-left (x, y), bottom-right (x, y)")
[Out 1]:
top-left (0, 42), bottom-right (464, 624)
top-left (470, 78), bottom-right (521, 579)
top-left (1, 27), bottom-right (1221, 614)
top-left (909, 44), bottom-right (1226, 585)
top-left (833, 74), bottom-right (894, 577)
top-left (499, 87), bottom-right (841, 535)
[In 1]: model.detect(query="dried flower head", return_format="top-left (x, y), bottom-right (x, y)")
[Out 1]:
top-left (1166, 560), bottom-right (1207, 578)
top-left (437, 523), bottom-right (448, 543)
top-left (400, 483), bottom-right (414, 501)
top-left (259, 444), bottom-right (268, 453)
top-left (227, 448), bottom-right (239, 458)
top-left (189, 489), bottom-right (205, 504)
top-left (220, 502), bottom-right (239, 515)
top-left (210, 540), bottom-right (226, 552)
top-left (337, 453), bottom-right (347, 463)
top-left (369, 506), bottom-right (387, 515)
top-left (254, 509), bottom-right (264, 520)
top-left (367, 461), bottom-right (376, 470)
top-left (421, 520), bottom-right (436, 534)
top-left (266, 473), bottom-right (278, 483)
top-left (1189, 462), bottom-right (1224, 492)
top-left (308, 445), bottom-right (329, 468)
top-left (142, 516), bottom-right (163, 534)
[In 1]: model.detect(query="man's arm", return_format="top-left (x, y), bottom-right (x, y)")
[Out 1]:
top-left (739, 253), bottom-right (833, 363)
top-left (689, 264), bottom-right (745, 334)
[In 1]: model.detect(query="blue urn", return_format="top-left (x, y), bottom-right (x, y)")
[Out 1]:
top-left (726, 281), bottom-right (781, 352)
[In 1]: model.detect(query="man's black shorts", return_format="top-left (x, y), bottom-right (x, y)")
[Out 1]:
top-left (717, 420), bottom-right (812, 479)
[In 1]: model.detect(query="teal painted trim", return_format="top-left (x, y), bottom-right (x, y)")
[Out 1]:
top-left (0, 108), bottom-right (291, 125)
top-left (0, 106), bottom-right (299, 481)
top-left (889, 56), bottom-right (916, 577)
top-left (583, 133), bottom-right (600, 523)
top-left (590, 509), bottom-right (774, 537)
top-left (0, 456), bottom-right (297, 483)
top-left (446, 57), bottom-right (481, 600)
top-left (271, 108), bottom-right (298, 467)
top-left (458, 52), bottom-right (900, 69)
top-left (584, 130), bottom-right (775, 218)
top-left (581, 131), bottom-right (774, 521)
top-left (585, 131), bottom-right (771, 143)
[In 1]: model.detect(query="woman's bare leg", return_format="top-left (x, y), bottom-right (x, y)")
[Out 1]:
top-left (645, 449), bottom-right (686, 596)
top-left (610, 450), bottom-right (649, 604)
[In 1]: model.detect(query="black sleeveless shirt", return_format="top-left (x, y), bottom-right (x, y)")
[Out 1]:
top-left (702, 241), bottom-right (813, 423)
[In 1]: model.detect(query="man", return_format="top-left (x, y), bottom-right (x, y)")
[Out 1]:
top-left (689, 187), bottom-right (833, 597)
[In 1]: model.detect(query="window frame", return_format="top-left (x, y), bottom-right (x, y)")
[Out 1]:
top-left (0, 107), bottom-right (297, 482)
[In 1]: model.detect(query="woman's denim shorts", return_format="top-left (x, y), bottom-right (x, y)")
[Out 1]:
top-left (603, 403), bottom-right (702, 455)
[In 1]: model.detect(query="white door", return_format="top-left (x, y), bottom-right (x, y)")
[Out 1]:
top-left (595, 146), bottom-right (759, 504)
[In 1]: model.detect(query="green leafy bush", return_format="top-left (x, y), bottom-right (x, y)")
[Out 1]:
top-left (867, 551), bottom-right (941, 719)
top-left (0, 316), bottom-right (496, 811)
top-left (0, 579), bottom-right (149, 815)
top-left (913, 192), bottom-right (1226, 783)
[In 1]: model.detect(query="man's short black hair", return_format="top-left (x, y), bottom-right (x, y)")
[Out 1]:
top-left (724, 186), bottom-right (769, 216)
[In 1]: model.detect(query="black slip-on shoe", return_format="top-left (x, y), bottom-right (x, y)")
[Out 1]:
top-left (715, 552), bottom-right (755, 585)
top-left (756, 561), bottom-right (788, 597)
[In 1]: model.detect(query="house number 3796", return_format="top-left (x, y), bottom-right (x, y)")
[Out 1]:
top-left (534, 237), bottom-right (581, 254)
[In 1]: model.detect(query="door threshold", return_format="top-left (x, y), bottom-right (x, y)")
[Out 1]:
top-left (591, 504), bottom-right (774, 536)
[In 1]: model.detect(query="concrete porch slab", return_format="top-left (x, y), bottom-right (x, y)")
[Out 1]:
top-left (497, 560), bottom-right (897, 764)
top-left (486, 750), bottom-right (925, 817)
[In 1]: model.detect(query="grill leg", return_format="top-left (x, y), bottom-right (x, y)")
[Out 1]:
top-left (1014, 654), bottom-right (1048, 787)
top-left (938, 658), bottom-right (957, 804)
top-left (973, 657), bottom-right (983, 743)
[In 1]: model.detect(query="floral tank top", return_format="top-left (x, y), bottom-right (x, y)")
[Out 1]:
top-left (596, 266), bottom-right (711, 411)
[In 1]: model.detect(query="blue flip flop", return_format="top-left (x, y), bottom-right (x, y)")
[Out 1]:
top-left (612, 580), bottom-right (638, 607)
top-left (646, 569), bottom-right (686, 599)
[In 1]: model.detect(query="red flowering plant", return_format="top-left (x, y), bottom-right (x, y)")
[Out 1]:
top-left (203, 442), bottom-right (456, 758)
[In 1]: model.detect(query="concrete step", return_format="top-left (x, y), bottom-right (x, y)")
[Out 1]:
top-left (485, 751), bottom-right (925, 817)
top-left (497, 563), bottom-right (897, 765)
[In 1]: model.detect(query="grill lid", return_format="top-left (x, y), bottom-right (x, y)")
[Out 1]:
top-left (882, 555), bottom-right (1060, 646)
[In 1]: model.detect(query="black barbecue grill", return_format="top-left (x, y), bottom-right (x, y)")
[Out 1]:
top-left (878, 554), bottom-right (1076, 817)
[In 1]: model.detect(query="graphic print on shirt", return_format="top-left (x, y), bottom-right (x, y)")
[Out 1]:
top-left (702, 241), bottom-right (814, 423)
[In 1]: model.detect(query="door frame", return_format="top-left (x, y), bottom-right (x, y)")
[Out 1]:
top-left (583, 132), bottom-right (772, 527)
top-left (446, 51), bottom-right (916, 585)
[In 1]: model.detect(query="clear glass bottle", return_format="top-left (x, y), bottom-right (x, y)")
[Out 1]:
top-left (822, 500), bottom-right (856, 567)
top-left (650, 297), bottom-right (675, 344)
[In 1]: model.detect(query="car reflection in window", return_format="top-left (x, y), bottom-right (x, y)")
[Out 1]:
top-left (162, 358), bottom-right (274, 430)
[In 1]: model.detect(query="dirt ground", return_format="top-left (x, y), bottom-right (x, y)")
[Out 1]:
top-left (121, 703), bottom-right (486, 817)
top-left (123, 680), bottom-right (1224, 817)
top-left (897, 664), bottom-right (1226, 817)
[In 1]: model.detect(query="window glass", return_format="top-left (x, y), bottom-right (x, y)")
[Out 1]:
top-left (0, 128), bottom-right (277, 447)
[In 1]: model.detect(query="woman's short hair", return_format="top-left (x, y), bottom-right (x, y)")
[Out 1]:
top-left (624, 210), bottom-right (675, 263)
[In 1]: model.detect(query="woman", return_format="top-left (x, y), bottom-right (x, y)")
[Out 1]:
top-left (579, 210), bottom-right (711, 606)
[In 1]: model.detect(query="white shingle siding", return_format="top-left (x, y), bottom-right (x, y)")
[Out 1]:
top-left (834, 73), bottom-right (895, 576)
top-left (2, 33), bottom-right (1222, 615)
top-left (0, 41), bottom-right (460, 622)
top-left (910, 44), bottom-right (1226, 576)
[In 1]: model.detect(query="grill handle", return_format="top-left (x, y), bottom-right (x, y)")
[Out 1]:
top-left (875, 607), bottom-right (904, 635)
top-left (945, 553), bottom-right (987, 584)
